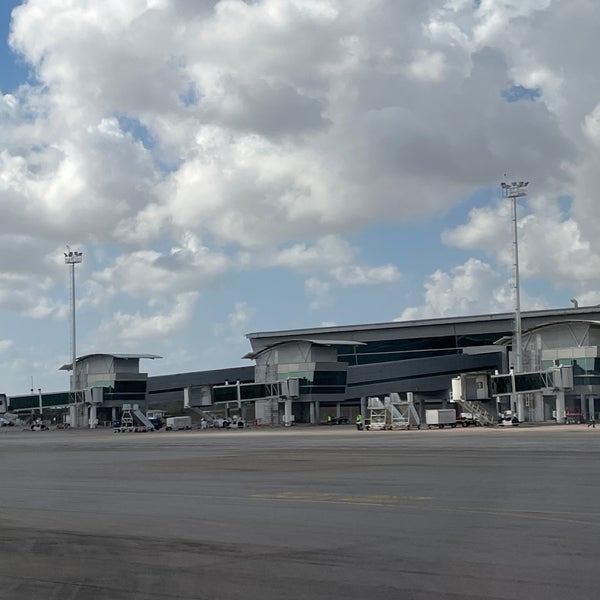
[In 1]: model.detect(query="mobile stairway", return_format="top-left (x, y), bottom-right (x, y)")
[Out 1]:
top-left (114, 404), bottom-right (156, 432)
top-left (367, 394), bottom-right (421, 430)
top-left (452, 398), bottom-right (497, 426)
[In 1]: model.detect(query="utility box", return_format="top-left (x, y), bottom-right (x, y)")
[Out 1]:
top-left (425, 409), bottom-right (457, 429)
top-left (165, 416), bottom-right (192, 431)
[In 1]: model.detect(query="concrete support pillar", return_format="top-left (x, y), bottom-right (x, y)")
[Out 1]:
top-left (69, 404), bottom-right (78, 428)
top-left (315, 401), bottom-right (320, 424)
top-left (284, 398), bottom-right (292, 427)
top-left (309, 402), bottom-right (316, 425)
top-left (89, 405), bottom-right (97, 429)
top-left (588, 397), bottom-right (595, 422)
top-left (580, 393), bottom-right (586, 420)
top-left (112, 407), bottom-right (118, 422)
top-left (555, 391), bottom-right (566, 424)
top-left (533, 392), bottom-right (544, 422)
top-left (517, 394), bottom-right (526, 422)
top-left (335, 403), bottom-right (341, 419)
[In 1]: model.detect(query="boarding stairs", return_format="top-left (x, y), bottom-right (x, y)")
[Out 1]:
top-left (453, 398), bottom-right (496, 426)
top-left (114, 404), bottom-right (156, 432)
top-left (389, 393), bottom-right (421, 429)
top-left (367, 394), bottom-right (421, 430)
top-left (132, 405), bottom-right (156, 430)
top-left (367, 397), bottom-right (388, 430)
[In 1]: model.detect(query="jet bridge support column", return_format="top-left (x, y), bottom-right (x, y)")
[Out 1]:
top-left (284, 398), bottom-right (292, 427)
top-left (532, 392), bottom-right (544, 422)
top-left (555, 390), bottom-right (566, 424)
top-left (517, 395), bottom-right (526, 422)
top-left (69, 404), bottom-right (78, 428)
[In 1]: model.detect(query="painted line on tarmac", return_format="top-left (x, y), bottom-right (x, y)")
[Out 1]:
top-left (251, 491), bottom-right (600, 527)
top-left (251, 492), bottom-right (432, 505)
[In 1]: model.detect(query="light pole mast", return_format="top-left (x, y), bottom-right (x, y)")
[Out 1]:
top-left (501, 180), bottom-right (528, 419)
top-left (64, 247), bottom-right (83, 391)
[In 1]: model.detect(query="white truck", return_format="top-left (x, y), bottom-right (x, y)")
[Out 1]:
top-left (425, 409), bottom-right (457, 429)
top-left (165, 416), bottom-right (192, 431)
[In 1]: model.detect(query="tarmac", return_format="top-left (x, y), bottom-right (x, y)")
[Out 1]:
top-left (0, 423), bottom-right (599, 599)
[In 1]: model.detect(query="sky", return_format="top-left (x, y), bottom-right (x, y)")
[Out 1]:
top-left (1, 0), bottom-right (600, 395)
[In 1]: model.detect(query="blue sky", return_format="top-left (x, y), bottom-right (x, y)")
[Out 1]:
top-left (0, 0), bottom-right (599, 395)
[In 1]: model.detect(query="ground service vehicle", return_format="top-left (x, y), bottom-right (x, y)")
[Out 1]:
top-left (456, 412), bottom-right (482, 427)
top-left (425, 409), bottom-right (457, 429)
top-left (148, 418), bottom-right (163, 430)
top-left (165, 416), bottom-right (192, 431)
top-left (30, 421), bottom-right (49, 431)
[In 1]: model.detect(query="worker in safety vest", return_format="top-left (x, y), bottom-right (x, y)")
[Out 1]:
top-left (356, 414), bottom-right (363, 430)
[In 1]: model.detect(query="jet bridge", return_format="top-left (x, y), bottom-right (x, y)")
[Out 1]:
top-left (490, 366), bottom-right (574, 424)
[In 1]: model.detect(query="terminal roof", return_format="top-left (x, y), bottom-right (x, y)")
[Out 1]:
top-left (243, 339), bottom-right (366, 360)
top-left (59, 353), bottom-right (162, 371)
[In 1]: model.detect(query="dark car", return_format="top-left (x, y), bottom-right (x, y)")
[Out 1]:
top-left (149, 418), bottom-right (163, 430)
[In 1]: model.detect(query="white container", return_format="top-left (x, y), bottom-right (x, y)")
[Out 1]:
top-left (425, 409), bottom-right (456, 428)
top-left (165, 416), bottom-right (192, 430)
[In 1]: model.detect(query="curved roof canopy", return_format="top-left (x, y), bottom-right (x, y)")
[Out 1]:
top-left (243, 339), bottom-right (366, 360)
top-left (59, 353), bottom-right (162, 371)
top-left (494, 320), bottom-right (600, 345)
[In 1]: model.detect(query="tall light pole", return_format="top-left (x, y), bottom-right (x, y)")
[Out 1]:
top-left (64, 247), bottom-right (83, 392)
top-left (501, 180), bottom-right (528, 419)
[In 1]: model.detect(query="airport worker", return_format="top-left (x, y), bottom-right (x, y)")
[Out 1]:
top-left (356, 414), bottom-right (363, 430)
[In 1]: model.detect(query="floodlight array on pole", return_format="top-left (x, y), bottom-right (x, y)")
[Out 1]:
top-left (64, 247), bottom-right (83, 392)
top-left (500, 180), bottom-right (528, 418)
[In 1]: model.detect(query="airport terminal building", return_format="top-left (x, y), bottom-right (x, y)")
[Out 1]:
top-left (4, 305), bottom-right (600, 427)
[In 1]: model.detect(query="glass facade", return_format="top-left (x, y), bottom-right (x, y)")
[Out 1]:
top-left (336, 332), bottom-right (509, 366)
top-left (103, 380), bottom-right (147, 403)
top-left (275, 369), bottom-right (347, 395)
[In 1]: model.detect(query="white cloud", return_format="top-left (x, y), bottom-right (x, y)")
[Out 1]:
top-left (0, 339), bottom-right (13, 352)
top-left (397, 259), bottom-right (506, 320)
top-left (271, 235), bottom-right (356, 271)
top-left (405, 50), bottom-right (446, 82)
top-left (443, 194), bottom-right (600, 285)
top-left (90, 234), bottom-right (229, 301)
top-left (96, 291), bottom-right (199, 344)
top-left (305, 277), bottom-right (333, 310)
top-left (583, 104), bottom-right (600, 147)
top-left (331, 264), bottom-right (400, 287)
top-left (212, 301), bottom-right (256, 345)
